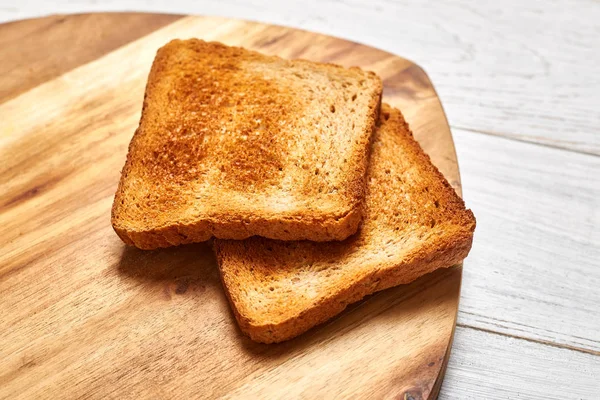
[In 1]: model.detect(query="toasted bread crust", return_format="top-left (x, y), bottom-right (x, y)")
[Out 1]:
top-left (215, 104), bottom-right (476, 343)
top-left (215, 232), bottom-right (473, 343)
top-left (112, 39), bottom-right (382, 249)
top-left (113, 207), bottom-right (363, 249)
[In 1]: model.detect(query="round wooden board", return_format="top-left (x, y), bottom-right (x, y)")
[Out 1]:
top-left (0, 13), bottom-right (463, 399)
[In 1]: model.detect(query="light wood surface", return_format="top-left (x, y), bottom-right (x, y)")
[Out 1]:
top-left (0, 14), bottom-right (465, 399)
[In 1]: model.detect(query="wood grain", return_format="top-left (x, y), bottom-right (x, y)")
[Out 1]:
top-left (0, 12), bottom-right (182, 103)
top-left (453, 129), bottom-right (600, 354)
top-left (441, 326), bottom-right (600, 399)
top-left (0, 15), bottom-right (462, 399)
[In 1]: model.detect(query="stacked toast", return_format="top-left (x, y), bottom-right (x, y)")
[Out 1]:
top-left (112, 39), bottom-right (476, 343)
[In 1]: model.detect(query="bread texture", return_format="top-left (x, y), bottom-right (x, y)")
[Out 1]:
top-left (112, 39), bottom-right (382, 249)
top-left (214, 104), bottom-right (476, 343)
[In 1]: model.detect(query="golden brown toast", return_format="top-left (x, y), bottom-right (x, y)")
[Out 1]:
top-left (112, 39), bottom-right (382, 249)
top-left (214, 104), bottom-right (476, 343)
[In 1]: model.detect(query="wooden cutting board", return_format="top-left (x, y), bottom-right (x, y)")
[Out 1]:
top-left (0, 13), bottom-right (464, 399)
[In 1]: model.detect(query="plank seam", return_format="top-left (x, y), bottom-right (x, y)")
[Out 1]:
top-left (456, 323), bottom-right (600, 357)
top-left (452, 125), bottom-right (600, 158)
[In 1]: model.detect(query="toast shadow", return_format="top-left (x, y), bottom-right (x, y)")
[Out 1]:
top-left (116, 241), bottom-right (222, 298)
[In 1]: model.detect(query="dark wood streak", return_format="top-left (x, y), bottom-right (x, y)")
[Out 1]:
top-left (0, 12), bottom-right (182, 104)
top-left (316, 41), bottom-right (362, 64)
top-left (0, 174), bottom-right (64, 211)
top-left (254, 29), bottom-right (293, 48)
top-left (430, 319), bottom-right (457, 399)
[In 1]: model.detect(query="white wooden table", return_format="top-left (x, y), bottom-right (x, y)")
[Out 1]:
top-left (3, 1), bottom-right (599, 398)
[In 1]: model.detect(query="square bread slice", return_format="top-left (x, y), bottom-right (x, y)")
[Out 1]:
top-left (112, 39), bottom-right (382, 249)
top-left (214, 104), bottom-right (476, 343)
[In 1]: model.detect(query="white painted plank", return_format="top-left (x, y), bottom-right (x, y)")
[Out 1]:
top-left (441, 326), bottom-right (600, 399)
top-left (452, 128), bottom-right (600, 353)
top-left (1, 0), bottom-right (599, 154)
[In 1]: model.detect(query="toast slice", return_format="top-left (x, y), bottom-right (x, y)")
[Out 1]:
top-left (112, 39), bottom-right (382, 249)
top-left (214, 104), bottom-right (476, 343)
